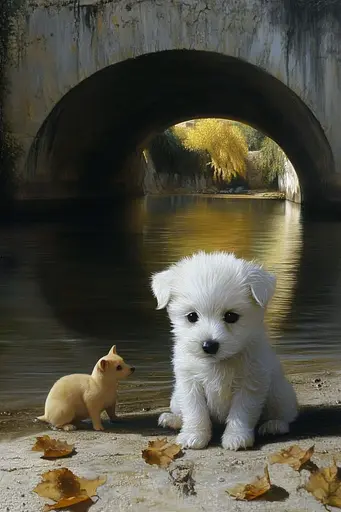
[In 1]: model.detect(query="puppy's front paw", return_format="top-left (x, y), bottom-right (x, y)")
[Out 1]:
top-left (222, 427), bottom-right (254, 451)
top-left (176, 430), bottom-right (211, 450)
top-left (158, 412), bottom-right (182, 430)
top-left (258, 419), bottom-right (289, 436)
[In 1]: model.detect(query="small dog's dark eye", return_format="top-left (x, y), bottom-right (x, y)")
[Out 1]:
top-left (116, 365), bottom-right (122, 371)
top-left (187, 312), bottom-right (199, 323)
top-left (224, 312), bottom-right (240, 324)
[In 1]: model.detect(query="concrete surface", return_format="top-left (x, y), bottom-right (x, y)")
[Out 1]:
top-left (1, 369), bottom-right (341, 511)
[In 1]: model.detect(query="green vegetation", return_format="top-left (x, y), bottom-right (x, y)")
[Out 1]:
top-left (234, 122), bottom-right (286, 184)
top-left (146, 129), bottom-right (207, 177)
top-left (234, 123), bottom-right (265, 151)
top-left (145, 119), bottom-right (287, 188)
top-left (258, 137), bottom-right (286, 183)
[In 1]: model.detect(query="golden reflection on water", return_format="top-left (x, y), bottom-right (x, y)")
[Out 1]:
top-left (141, 196), bottom-right (302, 336)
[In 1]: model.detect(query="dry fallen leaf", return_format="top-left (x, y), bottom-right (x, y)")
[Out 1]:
top-left (32, 435), bottom-right (75, 459)
top-left (226, 466), bottom-right (271, 501)
top-left (142, 438), bottom-right (183, 468)
top-left (43, 495), bottom-right (92, 512)
top-left (305, 461), bottom-right (341, 508)
top-left (269, 444), bottom-right (315, 471)
top-left (33, 468), bottom-right (106, 511)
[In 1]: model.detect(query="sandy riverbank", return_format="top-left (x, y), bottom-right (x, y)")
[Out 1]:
top-left (154, 190), bottom-right (286, 200)
top-left (1, 369), bottom-right (341, 511)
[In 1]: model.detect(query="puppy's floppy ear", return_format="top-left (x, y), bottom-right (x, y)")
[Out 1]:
top-left (248, 266), bottom-right (276, 308)
top-left (151, 269), bottom-right (174, 310)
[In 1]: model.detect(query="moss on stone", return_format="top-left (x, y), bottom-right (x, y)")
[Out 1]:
top-left (0, 0), bottom-right (23, 207)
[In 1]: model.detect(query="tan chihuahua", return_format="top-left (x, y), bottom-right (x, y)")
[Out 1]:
top-left (37, 345), bottom-right (135, 431)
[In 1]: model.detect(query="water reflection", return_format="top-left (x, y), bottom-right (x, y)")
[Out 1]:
top-left (141, 196), bottom-right (302, 337)
top-left (0, 195), bottom-right (341, 412)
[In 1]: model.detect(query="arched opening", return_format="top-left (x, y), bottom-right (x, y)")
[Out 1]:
top-left (26, 50), bottom-right (334, 206)
top-left (145, 118), bottom-right (301, 202)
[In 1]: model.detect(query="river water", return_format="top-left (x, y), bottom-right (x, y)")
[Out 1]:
top-left (1, 195), bottom-right (341, 414)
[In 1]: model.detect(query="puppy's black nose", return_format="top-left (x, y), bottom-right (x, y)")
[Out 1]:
top-left (130, 367), bottom-right (135, 373)
top-left (202, 340), bottom-right (219, 355)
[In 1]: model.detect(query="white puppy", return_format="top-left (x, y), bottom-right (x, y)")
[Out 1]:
top-left (151, 251), bottom-right (298, 450)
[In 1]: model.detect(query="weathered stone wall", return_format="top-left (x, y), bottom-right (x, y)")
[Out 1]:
top-left (0, 0), bottom-right (23, 208)
top-left (142, 150), bottom-right (216, 194)
top-left (278, 158), bottom-right (302, 204)
top-left (2, 0), bottom-right (341, 208)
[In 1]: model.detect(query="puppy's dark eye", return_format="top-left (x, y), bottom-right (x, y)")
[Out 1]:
top-left (187, 312), bottom-right (199, 323)
top-left (224, 312), bottom-right (240, 324)
top-left (116, 365), bottom-right (122, 371)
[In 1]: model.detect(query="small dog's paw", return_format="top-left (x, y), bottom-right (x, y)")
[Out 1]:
top-left (93, 425), bottom-right (105, 431)
top-left (222, 428), bottom-right (254, 450)
top-left (62, 424), bottom-right (78, 432)
top-left (158, 412), bottom-right (182, 430)
top-left (258, 419), bottom-right (289, 436)
top-left (176, 430), bottom-right (210, 450)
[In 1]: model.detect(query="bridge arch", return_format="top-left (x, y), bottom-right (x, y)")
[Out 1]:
top-left (26, 50), bottom-right (334, 205)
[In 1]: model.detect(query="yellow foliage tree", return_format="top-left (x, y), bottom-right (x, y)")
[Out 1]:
top-left (173, 119), bottom-right (248, 181)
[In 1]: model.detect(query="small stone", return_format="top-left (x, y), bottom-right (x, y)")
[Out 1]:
top-left (314, 378), bottom-right (321, 383)
top-left (218, 476), bottom-right (225, 482)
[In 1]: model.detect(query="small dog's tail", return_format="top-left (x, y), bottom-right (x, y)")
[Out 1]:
top-left (36, 415), bottom-right (47, 422)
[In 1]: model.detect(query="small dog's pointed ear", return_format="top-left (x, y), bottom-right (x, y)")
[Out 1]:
top-left (98, 359), bottom-right (108, 372)
top-left (248, 266), bottom-right (276, 308)
top-left (151, 269), bottom-right (173, 310)
top-left (108, 345), bottom-right (117, 355)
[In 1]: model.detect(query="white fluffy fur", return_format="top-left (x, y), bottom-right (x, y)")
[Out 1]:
top-left (151, 251), bottom-right (298, 450)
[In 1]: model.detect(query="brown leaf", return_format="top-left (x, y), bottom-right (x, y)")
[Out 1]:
top-left (227, 466), bottom-right (271, 501)
top-left (305, 462), bottom-right (341, 508)
top-left (142, 438), bottom-right (183, 468)
top-left (32, 435), bottom-right (75, 459)
top-left (33, 468), bottom-right (106, 511)
top-left (269, 444), bottom-right (315, 471)
top-left (43, 495), bottom-right (92, 511)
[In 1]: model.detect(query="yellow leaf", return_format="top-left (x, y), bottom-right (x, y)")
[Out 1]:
top-left (34, 468), bottom-right (106, 510)
top-left (32, 435), bottom-right (75, 459)
top-left (305, 462), bottom-right (341, 508)
top-left (142, 438), bottom-right (183, 468)
top-left (227, 466), bottom-right (271, 501)
top-left (43, 495), bottom-right (92, 511)
top-left (269, 444), bottom-right (315, 471)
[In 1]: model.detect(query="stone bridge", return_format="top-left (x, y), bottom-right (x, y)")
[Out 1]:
top-left (1, 0), bottom-right (341, 212)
